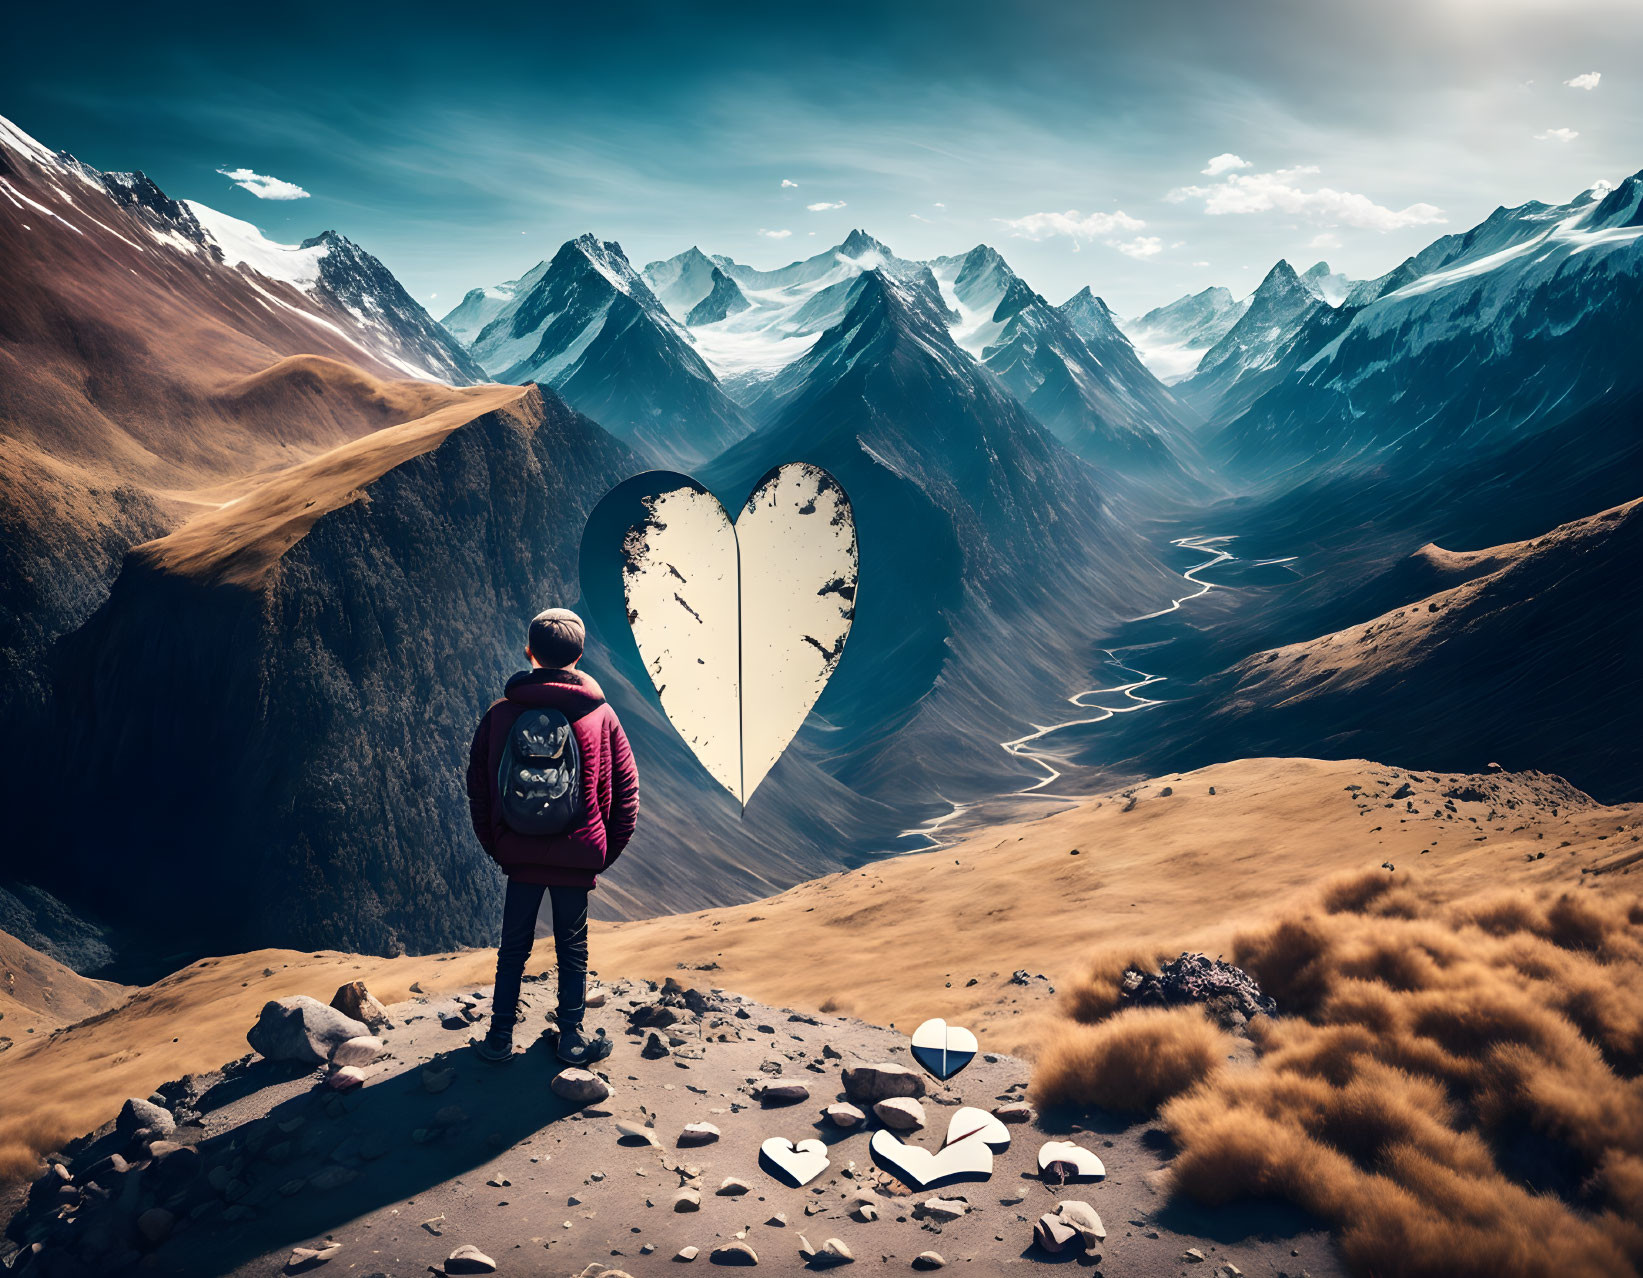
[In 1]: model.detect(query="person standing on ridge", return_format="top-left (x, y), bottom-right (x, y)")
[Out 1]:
top-left (465, 607), bottom-right (639, 1066)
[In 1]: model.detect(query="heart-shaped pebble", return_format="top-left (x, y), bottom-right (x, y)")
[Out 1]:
top-left (759, 1136), bottom-right (830, 1187)
top-left (943, 1106), bottom-right (1011, 1150)
top-left (870, 1129), bottom-right (993, 1190)
top-left (1037, 1140), bottom-right (1106, 1182)
top-left (909, 1018), bottom-right (978, 1081)
top-left (620, 463), bottom-right (857, 809)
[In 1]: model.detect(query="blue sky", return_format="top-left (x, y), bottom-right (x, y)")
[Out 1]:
top-left (7, 0), bottom-right (1640, 317)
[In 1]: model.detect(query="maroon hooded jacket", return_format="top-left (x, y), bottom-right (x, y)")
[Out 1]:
top-left (466, 667), bottom-right (639, 888)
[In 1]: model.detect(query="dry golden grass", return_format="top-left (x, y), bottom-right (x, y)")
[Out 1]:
top-left (1036, 869), bottom-right (1643, 1277)
top-left (1033, 1006), bottom-right (1232, 1112)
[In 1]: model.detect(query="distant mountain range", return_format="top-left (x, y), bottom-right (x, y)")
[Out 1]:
top-left (3, 106), bottom-right (1640, 974)
top-left (452, 227), bottom-right (1201, 486)
top-left (449, 234), bottom-right (751, 467)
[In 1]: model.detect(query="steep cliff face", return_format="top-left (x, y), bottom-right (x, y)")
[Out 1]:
top-left (45, 389), bottom-right (640, 962)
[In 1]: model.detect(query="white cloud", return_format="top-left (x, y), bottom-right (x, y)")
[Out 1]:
top-left (933, 201), bottom-right (946, 209)
top-left (1167, 165), bottom-right (1444, 231)
top-left (216, 167), bottom-right (310, 201)
top-left (909, 213), bottom-right (932, 223)
top-left (1590, 177), bottom-right (1616, 195)
top-left (1535, 127), bottom-right (1580, 142)
top-left (806, 200), bottom-right (846, 211)
top-left (1202, 153), bottom-right (1250, 176)
top-left (1309, 232), bottom-right (1342, 249)
top-left (1192, 260), bottom-right (1210, 267)
top-left (781, 178), bottom-right (799, 188)
top-left (997, 208), bottom-right (1146, 243)
top-left (758, 227), bottom-right (793, 239)
top-left (1111, 235), bottom-right (1163, 259)
top-left (1565, 71), bottom-right (1601, 91)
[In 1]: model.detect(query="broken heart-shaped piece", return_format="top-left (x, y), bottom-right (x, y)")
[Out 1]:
top-left (909, 1018), bottom-right (978, 1081)
top-left (1037, 1139), bottom-right (1106, 1183)
top-left (942, 1106), bottom-right (1011, 1151)
top-left (618, 463), bottom-right (857, 810)
top-left (870, 1128), bottom-right (993, 1190)
top-left (759, 1136), bottom-right (830, 1187)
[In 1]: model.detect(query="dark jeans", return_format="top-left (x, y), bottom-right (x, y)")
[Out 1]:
top-left (489, 879), bottom-right (590, 1040)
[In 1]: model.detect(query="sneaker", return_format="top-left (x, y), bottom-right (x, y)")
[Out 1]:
top-left (471, 1031), bottom-right (515, 1065)
top-left (555, 1024), bottom-right (612, 1066)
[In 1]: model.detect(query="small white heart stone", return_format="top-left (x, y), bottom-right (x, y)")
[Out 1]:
top-left (943, 1106), bottom-right (1011, 1150)
top-left (870, 1128), bottom-right (993, 1190)
top-left (1037, 1139), bottom-right (1106, 1181)
top-left (910, 1018), bottom-right (979, 1081)
top-left (760, 1136), bottom-right (830, 1187)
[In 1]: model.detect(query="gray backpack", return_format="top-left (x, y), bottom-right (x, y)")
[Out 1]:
top-left (497, 707), bottom-right (583, 835)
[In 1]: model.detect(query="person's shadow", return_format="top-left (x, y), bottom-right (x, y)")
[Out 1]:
top-left (148, 1034), bottom-right (582, 1276)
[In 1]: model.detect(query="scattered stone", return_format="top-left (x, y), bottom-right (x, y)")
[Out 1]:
top-left (585, 988), bottom-right (608, 1008)
top-left (248, 997), bottom-right (370, 1066)
top-left (674, 1188), bottom-right (702, 1212)
top-left (916, 1197), bottom-right (968, 1221)
top-left (874, 1097), bottom-right (926, 1131)
top-left (642, 1031), bottom-right (672, 1059)
top-left (551, 1068), bottom-right (612, 1105)
top-left (287, 1240), bottom-right (343, 1269)
top-left (1033, 1213), bottom-right (1080, 1254)
top-left (135, 1207), bottom-right (174, 1245)
top-left (1184, 1247), bottom-right (1206, 1262)
top-left (755, 1078), bottom-right (810, 1105)
top-left (805, 1237), bottom-right (854, 1267)
top-left (117, 1097), bottom-right (175, 1143)
top-left (716, 1176), bottom-right (752, 1196)
top-left (841, 1062), bottom-right (925, 1103)
top-left (330, 1035), bottom-right (383, 1067)
top-left (992, 1102), bottom-right (1035, 1125)
top-left (678, 1122), bottom-right (721, 1146)
top-left (445, 1244), bottom-right (498, 1274)
top-left (674, 1245), bottom-right (700, 1261)
top-left (825, 1102), bottom-right (867, 1130)
top-left (1054, 1200), bottom-right (1105, 1250)
top-left (308, 1166), bottom-right (358, 1191)
top-left (616, 1120), bottom-right (659, 1147)
top-left (912, 1254), bottom-right (945, 1270)
top-left (421, 1064), bottom-right (456, 1093)
top-left (709, 1242), bottom-right (758, 1266)
top-left (1120, 951), bottom-right (1278, 1027)
top-left (329, 980), bottom-right (390, 1031)
top-left (325, 1066), bottom-right (366, 1092)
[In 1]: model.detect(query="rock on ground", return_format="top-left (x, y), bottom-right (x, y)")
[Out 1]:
top-left (247, 996), bottom-right (370, 1066)
top-left (329, 980), bottom-right (391, 1031)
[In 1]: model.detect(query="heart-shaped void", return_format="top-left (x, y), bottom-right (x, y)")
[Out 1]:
top-left (620, 462), bottom-right (858, 810)
top-left (760, 1136), bottom-right (830, 1187)
top-left (910, 1018), bottom-right (978, 1081)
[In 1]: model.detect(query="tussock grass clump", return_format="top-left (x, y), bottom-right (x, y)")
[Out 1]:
top-left (1033, 1005), bottom-right (1232, 1113)
top-left (1035, 870), bottom-right (1643, 1277)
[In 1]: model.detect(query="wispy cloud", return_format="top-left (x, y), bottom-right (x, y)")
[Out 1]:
top-left (758, 227), bottom-right (793, 238)
top-left (781, 178), bottom-right (799, 188)
top-left (909, 212), bottom-right (932, 223)
top-left (997, 208), bottom-right (1146, 242)
top-left (216, 167), bottom-right (310, 200)
top-left (1309, 231), bottom-right (1342, 249)
top-left (1565, 71), bottom-right (1601, 91)
top-left (806, 200), bottom-right (846, 211)
top-left (933, 202), bottom-right (946, 209)
top-left (1111, 235), bottom-right (1164, 259)
top-left (1535, 126), bottom-right (1579, 142)
top-left (1167, 165), bottom-right (1444, 231)
top-left (1202, 153), bottom-right (1250, 176)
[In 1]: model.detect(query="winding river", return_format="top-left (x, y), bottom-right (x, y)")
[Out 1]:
top-left (891, 534), bottom-right (1295, 852)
